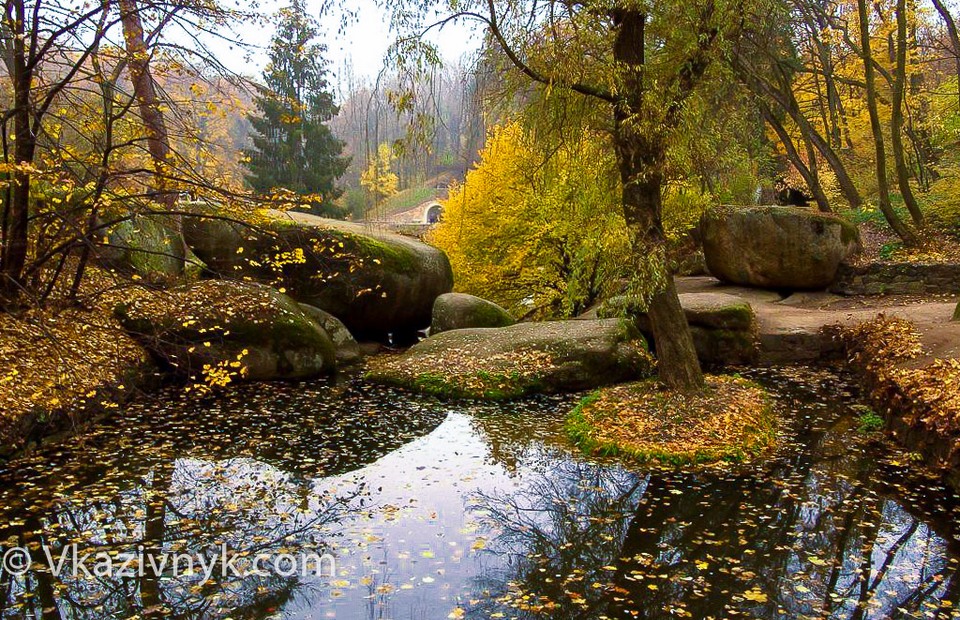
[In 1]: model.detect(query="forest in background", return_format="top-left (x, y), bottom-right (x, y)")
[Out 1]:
top-left (2, 0), bottom-right (960, 326)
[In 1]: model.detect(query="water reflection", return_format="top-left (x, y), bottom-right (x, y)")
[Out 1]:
top-left (467, 369), bottom-right (960, 619)
top-left (0, 369), bottom-right (957, 619)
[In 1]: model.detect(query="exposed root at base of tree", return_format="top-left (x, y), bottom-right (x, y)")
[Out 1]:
top-left (566, 375), bottom-right (776, 466)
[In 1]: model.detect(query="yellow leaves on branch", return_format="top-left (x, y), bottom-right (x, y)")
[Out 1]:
top-left (428, 122), bottom-right (629, 319)
top-left (360, 143), bottom-right (399, 201)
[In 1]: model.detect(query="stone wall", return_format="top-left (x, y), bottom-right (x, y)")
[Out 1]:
top-left (830, 261), bottom-right (960, 296)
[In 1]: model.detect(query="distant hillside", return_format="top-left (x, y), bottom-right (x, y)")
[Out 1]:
top-left (366, 172), bottom-right (457, 221)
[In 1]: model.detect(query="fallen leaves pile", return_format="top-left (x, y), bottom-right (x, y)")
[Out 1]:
top-left (567, 375), bottom-right (776, 465)
top-left (120, 278), bottom-right (297, 330)
top-left (0, 304), bottom-right (148, 451)
top-left (840, 316), bottom-right (960, 447)
top-left (368, 348), bottom-right (556, 399)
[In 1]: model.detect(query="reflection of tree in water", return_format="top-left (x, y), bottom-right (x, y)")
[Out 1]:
top-left (468, 382), bottom-right (960, 619)
top-left (0, 456), bottom-right (365, 619)
top-left (468, 460), bottom-right (645, 618)
top-left (0, 380), bottom-right (445, 619)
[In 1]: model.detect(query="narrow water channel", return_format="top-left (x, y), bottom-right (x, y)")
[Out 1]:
top-left (0, 367), bottom-right (958, 619)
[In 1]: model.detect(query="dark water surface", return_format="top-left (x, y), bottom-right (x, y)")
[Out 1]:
top-left (1, 367), bottom-right (959, 619)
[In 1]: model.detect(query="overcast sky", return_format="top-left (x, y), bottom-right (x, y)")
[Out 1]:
top-left (209, 0), bottom-right (480, 91)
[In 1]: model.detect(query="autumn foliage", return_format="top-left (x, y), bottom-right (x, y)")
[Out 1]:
top-left (840, 316), bottom-right (960, 452)
top-left (567, 375), bottom-right (776, 465)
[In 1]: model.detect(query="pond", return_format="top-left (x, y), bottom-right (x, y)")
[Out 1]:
top-left (0, 367), bottom-right (959, 619)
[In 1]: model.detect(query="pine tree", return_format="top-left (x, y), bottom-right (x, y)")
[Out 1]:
top-left (243, 0), bottom-right (349, 218)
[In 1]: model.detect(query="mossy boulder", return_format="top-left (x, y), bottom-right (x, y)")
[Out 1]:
top-left (598, 292), bottom-right (758, 366)
top-left (367, 319), bottom-right (654, 399)
top-left (431, 293), bottom-right (515, 334)
top-left (679, 293), bottom-right (754, 331)
top-left (114, 280), bottom-right (336, 381)
top-left (101, 214), bottom-right (204, 283)
top-left (298, 303), bottom-right (363, 367)
top-left (701, 205), bottom-right (861, 290)
top-left (566, 375), bottom-right (775, 465)
top-left (183, 208), bottom-right (454, 341)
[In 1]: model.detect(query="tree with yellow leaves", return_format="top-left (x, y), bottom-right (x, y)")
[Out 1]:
top-left (430, 122), bottom-right (629, 319)
top-left (360, 142), bottom-right (400, 205)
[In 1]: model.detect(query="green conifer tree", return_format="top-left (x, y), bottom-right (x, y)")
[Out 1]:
top-left (243, 0), bottom-right (349, 217)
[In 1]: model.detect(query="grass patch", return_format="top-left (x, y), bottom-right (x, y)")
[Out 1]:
top-left (377, 186), bottom-right (437, 217)
top-left (854, 406), bottom-right (885, 433)
top-left (565, 375), bottom-right (776, 466)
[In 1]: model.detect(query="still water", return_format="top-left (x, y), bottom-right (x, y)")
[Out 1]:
top-left (0, 367), bottom-right (958, 619)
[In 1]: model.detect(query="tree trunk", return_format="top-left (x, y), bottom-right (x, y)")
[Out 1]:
top-left (612, 9), bottom-right (704, 392)
top-left (857, 0), bottom-right (919, 246)
top-left (119, 0), bottom-right (174, 208)
top-left (931, 0), bottom-right (960, 110)
top-left (892, 0), bottom-right (924, 227)
top-left (0, 0), bottom-right (34, 304)
top-left (119, 0), bottom-right (186, 274)
top-left (758, 102), bottom-right (831, 212)
top-left (614, 130), bottom-right (704, 392)
top-left (747, 69), bottom-right (863, 211)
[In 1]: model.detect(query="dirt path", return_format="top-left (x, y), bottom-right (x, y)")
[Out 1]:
top-left (677, 276), bottom-right (960, 364)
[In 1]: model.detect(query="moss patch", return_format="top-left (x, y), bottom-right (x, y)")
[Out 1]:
top-left (566, 375), bottom-right (776, 465)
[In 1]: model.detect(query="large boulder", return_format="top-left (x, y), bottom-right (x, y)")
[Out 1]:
top-left (431, 293), bottom-right (515, 334)
top-left (598, 292), bottom-right (758, 366)
top-left (298, 303), bottom-right (363, 367)
top-left (101, 214), bottom-right (205, 283)
top-left (367, 319), bottom-right (654, 399)
top-left (701, 205), bottom-right (860, 290)
top-left (183, 207), bottom-right (454, 340)
top-left (115, 280), bottom-right (336, 382)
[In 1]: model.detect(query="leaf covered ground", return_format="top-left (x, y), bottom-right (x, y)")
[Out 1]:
top-left (840, 316), bottom-right (960, 448)
top-left (566, 375), bottom-right (776, 465)
top-left (367, 348), bottom-right (558, 399)
top-left (0, 270), bottom-right (149, 454)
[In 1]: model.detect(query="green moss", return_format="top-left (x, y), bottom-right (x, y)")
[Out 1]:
top-left (565, 377), bottom-right (776, 466)
top-left (839, 219), bottom-right (861, 247)
top-left (266, 219), bottom-right (419, 275)
top-left (367, 367), bottom-right (541, 400)
top-left (854, 406), bottom-right (885, 433)
top-left (564, 391), bottom-right (603, 454)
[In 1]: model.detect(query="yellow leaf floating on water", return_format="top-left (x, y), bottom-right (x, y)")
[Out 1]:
top-left (448, 609), bottom-right (465, 619)
top-left (743, 588), bottom-right (768, 603)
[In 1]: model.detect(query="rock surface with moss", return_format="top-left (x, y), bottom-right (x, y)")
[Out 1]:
top-left (701, 205), bottom-right (860, 290)
top-left (566, 375), bottom-right (775, 465)
top-left (183, 207), bottom-right (454, 341)
top-left (598, 292), bottom-right (758, 366)
top-left (367, 319), bottom-right (653, 399)
top-left (114, 280), bottom-right (336, 382)
top-left (101, 213), bottom-right (205, 283)
top-left (298, 303), bottom-right (363, 367)
top-left (431, 293), bottom-right (515, 334)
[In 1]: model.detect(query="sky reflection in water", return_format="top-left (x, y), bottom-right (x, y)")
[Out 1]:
top-left (0, 367), bottom-right (958, 619)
